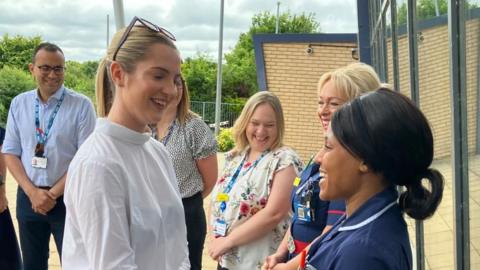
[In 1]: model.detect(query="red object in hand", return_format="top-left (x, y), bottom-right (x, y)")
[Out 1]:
top-left (299, 249), bottom-right (306, 270)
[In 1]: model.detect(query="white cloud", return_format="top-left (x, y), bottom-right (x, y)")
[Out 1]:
top-left (0, 0), bottom-right (357, 62)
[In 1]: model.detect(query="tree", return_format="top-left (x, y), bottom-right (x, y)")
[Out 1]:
top-left (64, 60), bottom-right (98, 102)
top-left (223, 11), bottom-right (320, 98)
top-left (0, 34), bottom-right (42, 71)
top-left (182, 53), bottom-right (218, 101)
top-left (0, 60), bottom-right (97, 125)
top-left (397, 0), bottom-right (478, 25)
top-left (0, 66), bottom-right (35, 124)
top-left (181, 11), bottom-right (319, 103)
top-left (0, 33), bottom-right (99, 125)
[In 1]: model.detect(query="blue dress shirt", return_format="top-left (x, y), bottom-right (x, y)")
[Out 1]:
top-left (305, 186), bottom-right (412, 270)
top-left (2, 86), bottom-right (96, 187)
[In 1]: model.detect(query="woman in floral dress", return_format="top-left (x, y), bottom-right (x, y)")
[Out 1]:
top-left (208, 91), bottom-right (302, 270)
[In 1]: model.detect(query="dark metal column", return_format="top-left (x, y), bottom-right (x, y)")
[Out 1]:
top-left (390, 0), bottom-right (400, 92)
top-left (448, 0), bottom-right (470, 269)
top-left (380, 2), bottom-right (388, 82)
top-left (407, 0), bottom-right (420, 103)
top-left (406, 1), bottom-right (424, 269)
top-left (357, 0), bottom-right (372, 64)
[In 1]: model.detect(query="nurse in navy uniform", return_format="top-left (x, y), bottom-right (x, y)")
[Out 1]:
top-left (303, 88), bottom-right (444, 270)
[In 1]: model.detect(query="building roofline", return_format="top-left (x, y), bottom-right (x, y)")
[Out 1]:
top-left (253, 33), bottom-right (357, 90)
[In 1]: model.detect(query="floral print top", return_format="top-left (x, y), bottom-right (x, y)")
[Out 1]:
top-left (210, 146), bottom-right (303, 269)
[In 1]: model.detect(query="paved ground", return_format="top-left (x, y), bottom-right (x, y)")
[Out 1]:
top-left (4, 153), bottom-right (479, 269)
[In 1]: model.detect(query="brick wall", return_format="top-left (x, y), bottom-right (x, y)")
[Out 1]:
top-left (262, 43), bottom-right (356, 161)
top-left (386, 19), bottom-right (479, 158)
top-left (260, 21), bottom-right (479, 161)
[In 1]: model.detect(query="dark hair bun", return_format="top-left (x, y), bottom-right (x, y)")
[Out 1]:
top-left (400, 168), bottom-right (444, 220)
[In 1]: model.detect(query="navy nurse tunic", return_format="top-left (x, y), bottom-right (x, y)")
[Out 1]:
top-left (304, 187), bottom-right (412, 270)
top-left (289, 162), bottom-right (345, 258)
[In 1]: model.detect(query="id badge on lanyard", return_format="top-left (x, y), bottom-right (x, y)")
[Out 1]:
top-left (214, 219), bottom-right (227, 237)
top-left (296, 179), bottom-right (315, 222)
top-left (32, 142), bottom-right (47, 169)
top-left (213, 151), bottom-right (268, 237)
top-left (214, 192), bottom-right (229, 237)
top-left (31, 156), bottom-right (48, 169)
top-left (32, 91), bottom-right (65, 169)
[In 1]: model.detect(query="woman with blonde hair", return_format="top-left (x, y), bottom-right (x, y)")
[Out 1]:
top-left (209, 91), bottom-right (302, 269)
top-left (263, 62), bottom-right (382, 270)
top-left (62, 17), bottom-right (189, 269)
top-left (154, 77), bottom-right (218, 270)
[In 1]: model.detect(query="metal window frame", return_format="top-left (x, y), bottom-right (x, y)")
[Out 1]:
top-left (358, 0), bottom-right (470, 270)
top-left (357, 0), bottom-right (472, 270)
top-left (448, 0), bottom-right (471, 269)
top-left (357, 0), bottom-right (372, 64)
top-left (406, 1), bottom-right (425, 269)
top-left (358, 0), bottom-right (472, 269)
top-left (391, 0), bottom-right (400, 93)
top-left (369, 0), bottom-right (390, 82)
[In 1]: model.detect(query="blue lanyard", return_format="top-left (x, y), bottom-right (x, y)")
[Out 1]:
top-left (219, 150), bottom-right (268, 212)
top-left (161, 120), bottom-right (175, 146)
top-left (35, 91), bottom-right (65, 144)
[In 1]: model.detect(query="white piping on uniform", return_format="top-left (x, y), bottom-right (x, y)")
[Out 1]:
top-left (338, 201), bottom-right (397, 231)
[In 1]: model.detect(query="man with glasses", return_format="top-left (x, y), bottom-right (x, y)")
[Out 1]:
top-left (2, 42), bottom-right (96, 270)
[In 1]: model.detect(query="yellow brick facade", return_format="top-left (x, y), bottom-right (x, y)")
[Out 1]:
top-left (260, 23), bottom-right (478, 161)
top-left (262, 42), bottom-right (357, 161)
top-left (386, 19), bottom-right (479, 158)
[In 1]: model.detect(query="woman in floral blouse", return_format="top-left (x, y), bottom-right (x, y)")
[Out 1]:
top-left (208, 91), bottom-right (302, 270)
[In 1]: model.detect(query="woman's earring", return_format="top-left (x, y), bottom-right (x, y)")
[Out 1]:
top-left (359, 162), bottom-right (369, 173)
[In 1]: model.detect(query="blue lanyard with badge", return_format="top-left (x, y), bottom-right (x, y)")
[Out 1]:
top-left (295, 177), bottom-right (317, 222)
top-left (293, 156), bottom-right (318, 222)
top-left (32, 91), bottom-right (65, 169)
top-left (213, 151), bottom-right (268, 237)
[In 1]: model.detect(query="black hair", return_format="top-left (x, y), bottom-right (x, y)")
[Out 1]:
top-left (331, 88), bottom-right (444, 220)
top-left (32, 42), bottom-right (64, 63)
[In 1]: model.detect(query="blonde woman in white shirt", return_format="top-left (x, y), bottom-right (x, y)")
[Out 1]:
top-left (62, 16), bottom-right (189, 270)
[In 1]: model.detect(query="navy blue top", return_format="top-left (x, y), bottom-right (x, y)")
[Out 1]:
top-left (305, 187), bottom-right (412, 270)
top-left (289, 163), bottom-right (345, 256)
top-left (0, 127), bottom-right (5, 145)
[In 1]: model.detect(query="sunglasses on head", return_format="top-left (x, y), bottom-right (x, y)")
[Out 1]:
top-left (112, 16), bottom-right (176, 61)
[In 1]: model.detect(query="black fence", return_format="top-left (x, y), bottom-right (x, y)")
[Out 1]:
top-left (190, 101), bottom-right (243, 130)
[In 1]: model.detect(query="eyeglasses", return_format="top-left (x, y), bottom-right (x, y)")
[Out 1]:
top-left (112, 16), bottom-right (176, 61)
top-left (36, 65), bottom-right (65, 75)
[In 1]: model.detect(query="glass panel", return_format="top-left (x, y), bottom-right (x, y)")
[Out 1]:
top-left (466, 1), bottom-right (480, 268)
top-left (395, 0), bottom-right (412, 100)
top-left (384, 2), bottom-right (392, 84)
top-left (386, 2), bottom-right (393, 86)
top-left (414, 0), bottom-right (454, 269)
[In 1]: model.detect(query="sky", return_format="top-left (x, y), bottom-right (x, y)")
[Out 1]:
top-left (0, 0), bottom-right (358, 62)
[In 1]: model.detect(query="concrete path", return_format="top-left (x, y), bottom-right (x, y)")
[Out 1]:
top-left (4, 153), bottom-right (479, 269)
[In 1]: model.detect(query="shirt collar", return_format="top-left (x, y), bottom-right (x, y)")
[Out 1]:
top-left (338, 186), bottom-right (399, 231)
top-left (96, 118), bottom-right (151, 145)
top-left (35, 85), bottom-right (65, 103)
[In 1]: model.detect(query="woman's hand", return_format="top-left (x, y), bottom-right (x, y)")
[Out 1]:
top-left (0, 190), bottom-right (8, 213)
top-left (208, 236), bottom-right (233, 261)
top-left (262, 252), bottom-right (286, 270)
top-left (262, 262), bottom-right (290, 270)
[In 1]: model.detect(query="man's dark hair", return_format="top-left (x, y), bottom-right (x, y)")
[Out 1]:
top-left (32, 42), bottom-right (64, 63)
